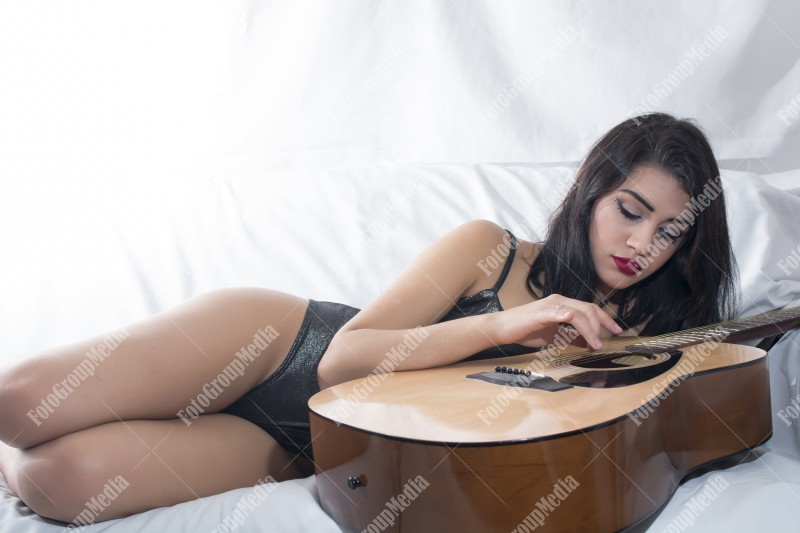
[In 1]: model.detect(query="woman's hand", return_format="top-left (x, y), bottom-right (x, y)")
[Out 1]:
top-left (490, 295), bottom-right (623, 350)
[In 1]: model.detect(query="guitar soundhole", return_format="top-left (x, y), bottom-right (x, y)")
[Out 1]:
top-left (561, 350), bottom-right (683, 388)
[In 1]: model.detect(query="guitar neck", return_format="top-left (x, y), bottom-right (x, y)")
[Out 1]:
top-left (623, 305), bottom-right (800, 353)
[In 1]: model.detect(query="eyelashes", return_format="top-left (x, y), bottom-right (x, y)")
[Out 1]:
top-left (614, 198), bottom-right (639, 221)
top-left (613, 197), bottom-right (681, 243)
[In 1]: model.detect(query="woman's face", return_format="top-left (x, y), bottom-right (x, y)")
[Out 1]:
top-left (589, 164), bottom-right (692, 298)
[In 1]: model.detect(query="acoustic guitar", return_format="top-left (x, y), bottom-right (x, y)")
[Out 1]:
top-left (309, 306), bottom-right (800, 532)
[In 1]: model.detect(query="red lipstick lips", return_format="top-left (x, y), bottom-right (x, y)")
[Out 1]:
top-left (612, 256), bottom-right (641, 276)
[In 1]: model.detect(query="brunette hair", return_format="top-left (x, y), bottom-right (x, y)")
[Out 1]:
top-left (526, 112), bottom-right (738, 335)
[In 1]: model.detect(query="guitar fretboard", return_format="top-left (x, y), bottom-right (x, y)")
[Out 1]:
top-left (622, 305), bottom-right (800, 353)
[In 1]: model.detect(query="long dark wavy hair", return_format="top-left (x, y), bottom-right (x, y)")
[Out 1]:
top-left (526, 112), bottom-right (739, 335)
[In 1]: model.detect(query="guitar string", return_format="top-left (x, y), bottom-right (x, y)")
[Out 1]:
top-left (506, 305), bottom-right (800, 370)
top-left (547, 306), bottom-right (800, 366)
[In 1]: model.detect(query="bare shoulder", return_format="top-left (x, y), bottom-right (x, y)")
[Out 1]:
top-left (336, 219), bottom-right (512, 333)
top-left (519, 239), bottom-right (542, 266)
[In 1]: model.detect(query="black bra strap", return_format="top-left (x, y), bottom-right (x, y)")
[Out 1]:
top-left (490, 229), bottom-right (518, 292)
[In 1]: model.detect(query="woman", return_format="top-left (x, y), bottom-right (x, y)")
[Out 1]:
top-left (0, 112), bottom-right (738, 524)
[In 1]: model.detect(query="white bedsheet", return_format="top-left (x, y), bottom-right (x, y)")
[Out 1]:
top-left (0, 474), bottom-right (345, 533)
top-left (1, 1), bottom-right (798, 531)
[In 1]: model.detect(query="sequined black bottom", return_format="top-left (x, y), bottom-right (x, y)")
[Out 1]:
top-left (221, 299), bottom-right (359, 462)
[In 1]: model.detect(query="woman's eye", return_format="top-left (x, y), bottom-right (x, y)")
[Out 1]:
top-left (614, 198), bottom-right (640, 221)
top-left (658, 225), bottom-right (683, 243)
top-left (658, 227), bottom-right (678, 242)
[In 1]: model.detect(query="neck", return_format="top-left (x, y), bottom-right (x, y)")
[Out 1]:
top-left (595, 289), bottom-right (619, 308)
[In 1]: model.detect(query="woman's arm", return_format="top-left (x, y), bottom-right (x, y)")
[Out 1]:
top-left (317, 219), bottom-right (506, 388)
top-left (317, 312), bottom-right (504, 389)
top-left (317, 220), bottom-right (621, 388)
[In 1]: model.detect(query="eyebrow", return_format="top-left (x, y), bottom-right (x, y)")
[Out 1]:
top-left (620, 188), bottom-right (688, 227)
top-left (620, 189), bottom-right (654, 211)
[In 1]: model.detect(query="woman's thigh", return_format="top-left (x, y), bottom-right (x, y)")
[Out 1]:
top-left (10, 413), bottom-right (306, 524)
top-left (0, 287), bottom-right (309, 448)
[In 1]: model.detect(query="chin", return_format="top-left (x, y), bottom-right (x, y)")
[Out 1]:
top-left (600, 270), bottom-right (638, 292)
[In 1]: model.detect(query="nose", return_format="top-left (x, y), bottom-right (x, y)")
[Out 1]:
top-left (626, 226), bottom-right (652, 257)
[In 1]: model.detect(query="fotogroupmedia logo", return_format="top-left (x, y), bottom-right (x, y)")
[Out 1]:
top-left (328, 326), bottom-right (429, 424)
top-left (177, 325), bottom-right (279, 425)
top-left (27, 328), bottom-right (130, 427)
top-left (362, 475), bottom-right (431, 533)
top-left (63, 475), bottom-right (130, 531)
top-left (627, 328), bottom-right (728, 427)
top-left (511, 476), bottom-right (580, 532)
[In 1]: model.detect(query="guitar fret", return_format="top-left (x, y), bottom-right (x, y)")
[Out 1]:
top-left (667, 307), bottom-right (800, 348)
top-left (580, 306), bottom-right (800, 363)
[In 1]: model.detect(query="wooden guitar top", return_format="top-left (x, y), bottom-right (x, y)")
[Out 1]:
top-left (308, 341), bottom-right (765, 443)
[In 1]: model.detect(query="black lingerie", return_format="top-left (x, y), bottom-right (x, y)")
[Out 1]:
top-left (221, 228), bottom-right (536, 462)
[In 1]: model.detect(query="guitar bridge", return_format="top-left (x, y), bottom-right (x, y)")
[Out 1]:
top-left (466, 366), bottom-right (573, 391)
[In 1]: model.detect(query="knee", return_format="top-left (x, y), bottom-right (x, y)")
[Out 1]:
top-left (0, 362), bottom-right (54, 449)
top-left (15, 442), bottom-right (110, 524)
top-left (0, 360), bottom-right (67, 448)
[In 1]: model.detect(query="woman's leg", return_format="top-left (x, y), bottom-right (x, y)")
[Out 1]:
top-left (0, 287), bottom-right (309, 449)
top-left (1, 414), bottom-right (304, 524)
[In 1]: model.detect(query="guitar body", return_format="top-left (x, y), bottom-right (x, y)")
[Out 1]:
top-left (308, 341), bottom-right (772, 532)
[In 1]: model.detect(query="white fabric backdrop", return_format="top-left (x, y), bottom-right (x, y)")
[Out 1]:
top-left (1, 1), bottom-right (799, 179)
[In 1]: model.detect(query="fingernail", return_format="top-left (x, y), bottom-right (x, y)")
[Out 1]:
top-left (593, 338), bottom-right (603, 349)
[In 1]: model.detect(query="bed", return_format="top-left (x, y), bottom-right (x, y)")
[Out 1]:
top-left (1, 1), bottom-right (799, 532)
